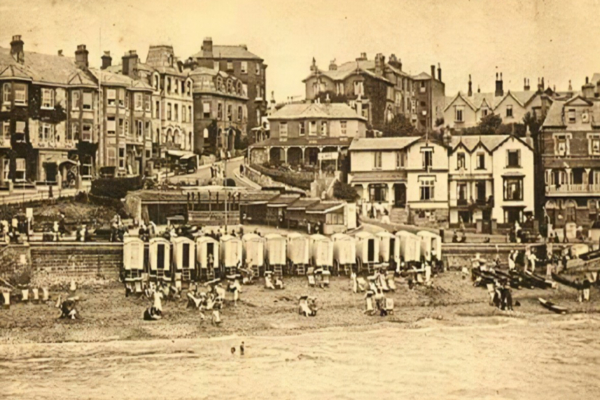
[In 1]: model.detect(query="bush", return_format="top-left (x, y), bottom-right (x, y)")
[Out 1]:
top-left (91, 176), bottom-right (143, 199)
top-left (333, 180), bottom-right (360, 202)
top-left (88, 193), bottom-right (127, 217)
top-left (252, 164), bottom-right (313, 190)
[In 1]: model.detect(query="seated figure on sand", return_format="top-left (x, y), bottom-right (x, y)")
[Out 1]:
top-left (55, 295), bottom-right (78, 319)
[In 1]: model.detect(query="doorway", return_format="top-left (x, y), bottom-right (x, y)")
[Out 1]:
top-left (367, 239), bottom-right (375, 262)
top-left (394, 183), bottom-right (406, 207)
top-left (44, 162), bottom-right (58, 183)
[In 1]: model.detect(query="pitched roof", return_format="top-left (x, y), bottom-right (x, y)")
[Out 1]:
top-left (89, 68), bottom-right (153, 91)
top-left (412, 72), bottom-right (432, 80)
top-left (306, 201), bottom-right (345, 213)
top-left (449, 134), bottom-right (533, 152)
top-left (250, 136), bottom-right (354, 148)
top-left (0, 47), bottom-right (96, 86)
top-left (189, 67), bottom-right (247, 99)
top-left (287, 198), bottom-right (320, 210)
top-left (267, 194), bottom-right (302, 207)
top-left (190, 45), bottom-right (262, 61)
top-left (348, 136), bottom-right (421, 151)
top-left (269, 102), bottom-right (366, 120)
top-left (303, 59), bottom-right (392, 84)
top-left (239, 191), bottom-right (280, 204)
top-left (592, 73), bottom-right (600, 84)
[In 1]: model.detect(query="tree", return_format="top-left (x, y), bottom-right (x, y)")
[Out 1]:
top-left (380, 114), bottom-right (416, 137)
top-left (477, 113), bottom-right (503, 135)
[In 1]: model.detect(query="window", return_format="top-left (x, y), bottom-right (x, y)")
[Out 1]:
top-left (107, 148), bottom-right (116, 167)
top-left (321, 121), bottom-right (327, 136)
top-left (588, 134), bottom-right (600, 155)
top-left (309, 121), bottom-right (317, 136)
top-left (203, 102), bottom-right (211, 118)
top-left (256, 84), bottom-right (261, 99)
top-left (354, 81), bottom-right (364, 96)
top-left (188, 106), bottom-right (192, 122)
top-left (422, 148), bottom-right (433, 169)
top-left (39, 123), bottom-right (55, 143)
top-left (481, 108), bottom-right (489, 117)
top-left (238, 106), bottom-right (243, 122)
top-left (144, 95), bottom-right (151, 112)
top-left (298, 122), bottom-right (306, 135)
top-left (118, 147), bottom-right (125, 169)
top-left (242, 84), bottom-right (248, 97)
top-left (15, 158), bottom-right (26, 182)
top-left (174, 104), bottom-right (179, 121)
top-left (457, 152), bottom-right (465, 169)
top-left (476, 152), bottom-right (485, 169)
top-left (396, 151), bottom-right (405, 168)
top-left (15, 121), bottom-right (25, 142)
top-left (420, 178), bottom-right (435, 200)
top-left (255, 63), bottom-right (260, 75)
top-left (107, 89), bottom-right (116, 106)
top-left (506, 105), bottom-right (513, 118)
top-left (420, 101), bottom-right (426, 107)
top-left (41, 88), bottom-right (54, 109)
top-left (227, 60), bottom-right (233, 70)
top-left (119, 118), bottom-right (124, 136)
top-left (507, 150), bottom-right (520, 168)
top-left (136, 120), bottom-right (143, 138)
top-left (14, 83), bottom-right (27, 105)
top-left (166, 78), bottom-right (171, 94)
top-left (145, 122), bottom-right (150, 139)
top-left (340, 121), bottom-right (347, 135)
top-left (83, 91), bottom-right (93, 110)
top-left (135, 93), bottom-right (142, 110)
top-left (241, 61), bottom-right (248, 74)
top-left (504, 177), bottom-right (523, 201)
top-left (2, 159), bottom-right (9, 181)
top-left (217, 103), bottom-right (223, 120)
top-left (555, 135), bottom-right (569, 156)
top-left (373, 152), bottom-right (382, 169)
top-left (71, 90), bottom-right (80, 111)
top-left (107, 116), bottom-right (116, 135)
top-left (2, 121), bottom-right (11, 142)
top-left (279, 122), bottom-right (288, 137)
top-left (420, 81), bottom-right (426, 93)
top-left (457, 183), bottom-right (468, 202)
top-left (82, 124), bottom-right (92, 142)
top-left (167, 103), bottom-right (172, 120)
top-left (336, 82), bottom-right (344, 95)
top-left (203, 128), bottom-right (209, 139)
top-left (227, 105), bottom-right (232, 121)
top-left (568, 109), bottom-right (576, 123)
top-left (2, 83), bottom-right (11, 105)
top-left (123, 120), bottom-right (129, 137)
top-left (182, 106), bottom-right (186, 123)
top-left (125, 92), bottom-right (129, 110)
top-left (455, 106), bottom-right (464, 122)
top-left (154, 101), bottom-right (160, 118)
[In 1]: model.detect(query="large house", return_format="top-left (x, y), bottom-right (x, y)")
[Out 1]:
top-left (303, 53), bottom-right (445, 132)
top-left (0, 36), bottom-right (100, 187)
top-left (540, 76), bottom-right (600, 230)
top-left (444, 74), bottom-right (569, 130)
top-left (185, 38), bottom-right (267, 132)
top-left (348, 135), bottom-right (449, 225)
top-left (447, 134), bottom-right (535, 226)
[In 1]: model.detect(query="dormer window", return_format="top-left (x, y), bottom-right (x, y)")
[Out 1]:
top-left (568, 109), bottom-right (576, 123)
top-left (354, 81), bottom-right (364, 96)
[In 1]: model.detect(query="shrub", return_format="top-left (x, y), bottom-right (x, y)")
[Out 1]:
top-left (91, 176), bottom-right (143, 199)
top-left (252, 164), bottom-right (313, 190)
top-left (333, 180), bottom-right (359, 202)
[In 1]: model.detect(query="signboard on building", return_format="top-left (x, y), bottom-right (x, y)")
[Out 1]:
top-left (318, 152), bottom-right (339, 161)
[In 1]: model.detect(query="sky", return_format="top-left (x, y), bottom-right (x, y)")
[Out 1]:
top-left (1, 0), bottom-right (600, 101)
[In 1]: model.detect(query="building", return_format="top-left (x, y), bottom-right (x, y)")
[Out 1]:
top-left (444, 74), bottom-right (569, 130)
top-left (303, 53), bottom-right (445, 132)
top-left (540, 76), bottom-right (600, 230)
top-left (348, 135), bottom-right (449, 225)
top-left (101, 46), bottom-right (194, 168)
top-left (248, 102), bottom-right (367, 169)
top-left (0, 36), bottom-right (100, 187)
top-left (189, 67), bottom-right (247, 157)
top-left (186, 38), bottom-right (267, 132)
top-left (447, 134), bottom-right (535, 226)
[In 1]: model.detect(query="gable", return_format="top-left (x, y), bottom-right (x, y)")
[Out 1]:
top-left (493, 92), bottom-right (524, 111)
top-left (564, 95), bottom-right (593, 107)
top-left (444, 93), bottom-right (475, 112)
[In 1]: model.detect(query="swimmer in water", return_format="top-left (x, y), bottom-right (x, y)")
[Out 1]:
top-left (231, 347), bottom-right (236, 355)
top-left (240, 342), bottom-right (245, 356)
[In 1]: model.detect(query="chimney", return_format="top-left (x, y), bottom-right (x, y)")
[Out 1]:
top-left (541, 94), bottom-right (551, 118)
top-left (122, 50), bottom-right (138, 78)
top-left (329, 59), bottom-right (337, 71)
top-left (541, 77), bottom-right (545, 90)
top-left (388, 54), bottom-right (402, 71)
top-left (356, 52), bottom-right (367, 61)
top-left (75, 44), bottom-right (89, 69)
top-left (437, 63), bottom-right (442, 82)
top-left (10, 35), bottom-right (24, 64)
top-left (468, 74), bottom-right (472, 97)
top-left (582, 77), bottom-right (595, 98)
top-left (57, 50), bottom-right (63, 57)
top-left (202, 37), bottom-right (213, 58)
top-left (101, 51), bottom-right (112, 70)
top-left (495, 72), bottom-right (504, 97)
top-left (431, 65), bottom-right (435, 80)
top-left (239, 44), bottom-right (247, 50)
top-left (374, 53), bottom-right (385, 76)
top-left (310, 57), bottom-right (318, 73)
top-left (524, 78), bottom-right (530, 91)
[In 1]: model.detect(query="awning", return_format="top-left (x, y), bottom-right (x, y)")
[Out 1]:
top-left (59, 159), bottom-right (78, 166)
top-left (167, 150), bottom-right (195, 158)
top-left (181, 154), bottom-right (197, 161)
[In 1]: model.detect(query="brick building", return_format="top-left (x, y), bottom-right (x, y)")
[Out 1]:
top-left (189, 67), bottom-right (247, 157)
top-left (186, 38), bottom-right (267, 132)
top-left (540, 76), bottom-right (600, 230)
top-left (303, 53), bottom-right (445, 132)
top-left (0, 35), bottom-right (100, 187)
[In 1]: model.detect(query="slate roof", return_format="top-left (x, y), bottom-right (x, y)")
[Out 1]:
top-left (349, 137), bottom-right (421, 151)
top-left (269, 103), bottom-right (366, 120)
top-left (0, 47), bottom-right (96, 87)
top-left (191, 45), bottom-right (262, 61)
top-left (350, 171), bottom-right (408, 183)
top-left (303, 59), bottom-right (392, 84)
top-left (449, 134), bottom-right (533, 152)
top-left (189, 67), bottom-right (247, 99)
top-left (89, 68), bottom-right (153, 91)
top-left (287, 198), bottom-right (320, 210)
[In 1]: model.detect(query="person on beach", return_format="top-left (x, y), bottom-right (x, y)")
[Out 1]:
top-left (274, 274), bottom-right (285, 290)
top-left (264, 271), bottom-right (275, 290)
top-left (582, 278), bottom-right (591, 302)
top-left (144, 306), bottom-right (162, 321)
top-left (56, 295), bottom-right (78, 319)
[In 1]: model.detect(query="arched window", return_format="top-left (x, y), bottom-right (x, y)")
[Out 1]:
top-left (216, 76), bottom-right (223, 91)
top-left (166, 77), bottom-right (171, 94)
top-left (174, 129), bottom-right (181, 145)
top-left (166, 128), bottom-right (173, 143)
top-left (227, 79), bottom-right (233, 93)
top-left (236, 81), bottom-right (242, 95)
top-left (155, 127), bottom-right (160, 143)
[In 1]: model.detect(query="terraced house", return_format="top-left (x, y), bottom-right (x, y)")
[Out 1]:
top-left (303, 53), bottom-right (445, 132)
top-left (0, 35), bottom-right (100, 188)
top-left (541, 75), bottom-right (600, 230)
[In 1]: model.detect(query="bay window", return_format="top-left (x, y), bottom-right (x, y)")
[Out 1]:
top-left (14, 83), bottom-right (27, 106)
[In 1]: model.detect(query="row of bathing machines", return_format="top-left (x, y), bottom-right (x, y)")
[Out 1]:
top-left (122, 230), bottom-right (442, 283)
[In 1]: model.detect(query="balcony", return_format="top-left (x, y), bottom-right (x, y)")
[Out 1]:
top-left (546, 184), bottom-right (600, 195)
top-left (450, 198), bottom-right (494, 208)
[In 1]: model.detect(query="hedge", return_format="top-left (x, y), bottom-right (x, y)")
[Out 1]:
top-left (251, 164), bottom-right (313, 190)
top-left (91, 176), bottom-right (143, 199)
top-left (333, 180), bottom-right (360, 202)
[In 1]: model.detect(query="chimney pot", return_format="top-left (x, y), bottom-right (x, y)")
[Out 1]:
top-left (437, 63), bottom-right (442, 82)
top-left (75, 43), bottom-right (89, 70)
top-left (10, 34), bottom-right (24, 64)
top-left (101, 50), bottom-right (112, 70)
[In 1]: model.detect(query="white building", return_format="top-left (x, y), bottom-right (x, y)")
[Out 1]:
top-left (448, 134), bottom-right (535, 225)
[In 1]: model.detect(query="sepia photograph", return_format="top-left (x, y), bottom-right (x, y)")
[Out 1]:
top-left (1, 0), bottom-right (600, 398)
